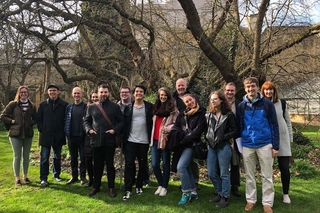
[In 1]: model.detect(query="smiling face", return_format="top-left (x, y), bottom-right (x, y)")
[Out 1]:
top-left (98, 87), bottom-right (109, 101)
top-left (210, 93), bottom-right (222, 108)
top-left (133, 87), bottom-right (145, 100)
top-left (72, 87), bottom-right (82, 103)
top-left (159, 90), bottom-right (168, 103)
top-left (244, 82), bottom-right (259, 100)
top-left (175, 78), bottom-right (187, 96)
top-left (48, 88), bottom-right (59, 100)
top-left (263, 88), bottom-right (274, 99)
top-left (120, 88), bottom-right (131, 102)
top-left (224, 84), bottom-right (236, 101)
top-left (19, 87), bottom-right (29, 101)
top-left (183, 95), bottom-right (197, 109)
top-left (91, 92), bottom-right (99, 102)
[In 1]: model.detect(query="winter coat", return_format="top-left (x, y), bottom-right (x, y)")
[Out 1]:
top-left (173, 106), bottom-right (207, 148)
top-left (83, 99), bottom-right (125, 147)
top-left (274, 100), bottom-right (293, 156)
top-left (64, 102), bottom-right (87, 139)
top-left (205, 111), bottom-right (239, 149)
top-left (36, 97), bottom-right (68, 147)
top-left (1, 100), bottom-right (36, 138)
top-left (236, 93), bottom-right (279, 150)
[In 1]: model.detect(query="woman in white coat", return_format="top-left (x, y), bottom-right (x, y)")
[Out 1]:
top-left (261, 81), bottom-right (293, 204)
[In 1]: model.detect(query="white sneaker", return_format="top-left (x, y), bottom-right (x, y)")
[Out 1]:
top-left (123, 191), bottom-right (132, 201)
top-left (283, 194), bottom-right (291, 204)
top-left (159, 187), bottom-right (167, 196)
top-left (155, 186), bottom-right (163, 195)
top-left (136, 188), bottom-right (143, 195)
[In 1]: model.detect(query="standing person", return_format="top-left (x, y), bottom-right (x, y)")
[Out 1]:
top-left (117, 86), bottom-right (133, 113)
top-left (37, 84), bottom-right (68, 187)
top-left (84, 91), bottom-right (99, 187)
top-left (122, 85), bottom-right (153, 201)
top-left (236, 77), bottom-right (279, 213)
top-left (172, 94), bottom-right (207, 205)
top-left (151, 87), bottom-right (179, 196)
top-left (206, 91), bottom-right (239, 208)
top-left (0, 86), bottom-right (37, 186)
top-left (261, 81), bottom-right (293, 204)
top-left (117, 86), bottom-right (150, 186)
top-left (173, 78), bottom-right (200, 189)
top-left (83, 84), bottom-right (125, 197)
top-left (65, 87), bottom-right (87, 185)
top-left (224, 82), bottom-right (241, 197)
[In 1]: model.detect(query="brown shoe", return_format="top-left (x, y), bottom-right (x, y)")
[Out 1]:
top-left (245, 202), bottom-right (256, 211)
top-left (263, 205), bottom-right (273, 213)
top-left (87, 188), bottom-right (100, 196)
top-left (108, 188), bottom-right (117, 198)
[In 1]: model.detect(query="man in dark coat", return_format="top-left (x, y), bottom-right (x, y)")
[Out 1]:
top-left (83, 84), bottom-right (125, 198)
top-left (37, 84), bottom-right (68, 187)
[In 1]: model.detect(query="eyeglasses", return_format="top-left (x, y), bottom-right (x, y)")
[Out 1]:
top-left (20, 91), bottom-right (28, 94)
top-left (121, 92), bottom-right (130, 94)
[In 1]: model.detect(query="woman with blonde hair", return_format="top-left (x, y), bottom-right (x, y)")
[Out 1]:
top-left (261, 81), bottom-right (293, 204)
top-left (0, 86), bottom-right (37, 186)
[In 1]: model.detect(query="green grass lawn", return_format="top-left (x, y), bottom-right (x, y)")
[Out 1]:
top-left (0, 131), bottom-right (320, 213)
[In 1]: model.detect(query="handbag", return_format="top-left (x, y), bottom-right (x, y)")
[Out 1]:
top-left (95, 103), bottom-right (121, 148)
top-left (184, 116), bottom-right (208, 160)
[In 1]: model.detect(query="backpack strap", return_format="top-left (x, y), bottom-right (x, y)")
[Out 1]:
top-left (280, 99), bottom-right (286, 121)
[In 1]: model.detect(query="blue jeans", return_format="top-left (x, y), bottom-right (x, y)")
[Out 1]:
top-left (40, 145), bottom-right (62, 181)
top-left (177, 147), bottom-right (195, 193)
top-left (151, 140), bottom-right (171, 188)
top-left (207, 144), bottom-right (232, 198)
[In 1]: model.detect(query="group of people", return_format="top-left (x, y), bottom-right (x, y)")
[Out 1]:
top-left (0, 77), bottom-right (293, 213)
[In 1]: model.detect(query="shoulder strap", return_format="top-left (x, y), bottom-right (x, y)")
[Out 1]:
top-left (280, 99), bottom-right (286, 120)
top-left (95, 102), bottom-right (114, 128)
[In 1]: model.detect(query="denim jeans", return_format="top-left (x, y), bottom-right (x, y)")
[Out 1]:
top-left (40, 145), bottom-right (62, 181)
top-left (151, 140), bottom-right (171, 188)
top-left (177, 147), bottom-right (195, 193)
top-left (207, 144), bottom-right (232, 198)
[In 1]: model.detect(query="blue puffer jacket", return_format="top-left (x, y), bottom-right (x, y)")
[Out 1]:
top-left (64, 102), bottom-right (87, 138)
top-left (236, 93), bottom-right (279, 150)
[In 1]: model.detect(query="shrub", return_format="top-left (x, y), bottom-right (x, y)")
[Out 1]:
top-left (291, 143), bottom-right (313, 159)
top-left (293, 132), bottom-right (314, 146)
top-left (291, 159), bottom-right (319, 179)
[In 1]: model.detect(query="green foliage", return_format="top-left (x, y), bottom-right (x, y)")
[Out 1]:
top-left (291, 159), bottom-right (319, 179)
top-left (293, 132), bottom-right (314, 146)
top-left (291, 143), bottom-right (313, 159)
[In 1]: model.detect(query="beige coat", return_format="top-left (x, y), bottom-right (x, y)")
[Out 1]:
top-left (150, 110), bottom-right (179, 149)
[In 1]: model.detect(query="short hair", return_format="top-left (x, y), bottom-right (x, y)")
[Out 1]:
top-left (134, 84), bottom-right (147, 94)
top-left (243, 77), bottom-right (259, 87)
top-left (120, 86), bottom-right (131, 92)
top-left (260, 81), bottom-right (279, 103)
top-left (98, 84), bottom-right (109, 90)
top-left (225, 82), bottom-right (236, 90)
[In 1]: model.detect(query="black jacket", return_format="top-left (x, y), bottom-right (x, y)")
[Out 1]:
top-left (36, 97), bottom-right (68, 146)
top-left (83, 99), bottom-right (125, 147)
top-left (173, 106), bottom-right (207, 148)
top-left (206, 111), bottom-right (239, 149)
top-left (123, 100), bottom-right (153, 147)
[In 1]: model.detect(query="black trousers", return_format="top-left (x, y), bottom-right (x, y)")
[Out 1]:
top-left (278, 156), bottom-right (290, 194)
top-left (85, 156), bottom-right (93, 182)
top-left (124, 142), bottom-right (149, 192)
top-left (92, 145), bottom-right (116, 189)
top-left (68, 136), bottom-right (86, 179)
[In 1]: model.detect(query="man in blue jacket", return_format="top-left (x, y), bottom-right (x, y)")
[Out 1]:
top-left (65, 86), bottom-right (87, 185)
top-left (236, 77), bottom-right (279, 213)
